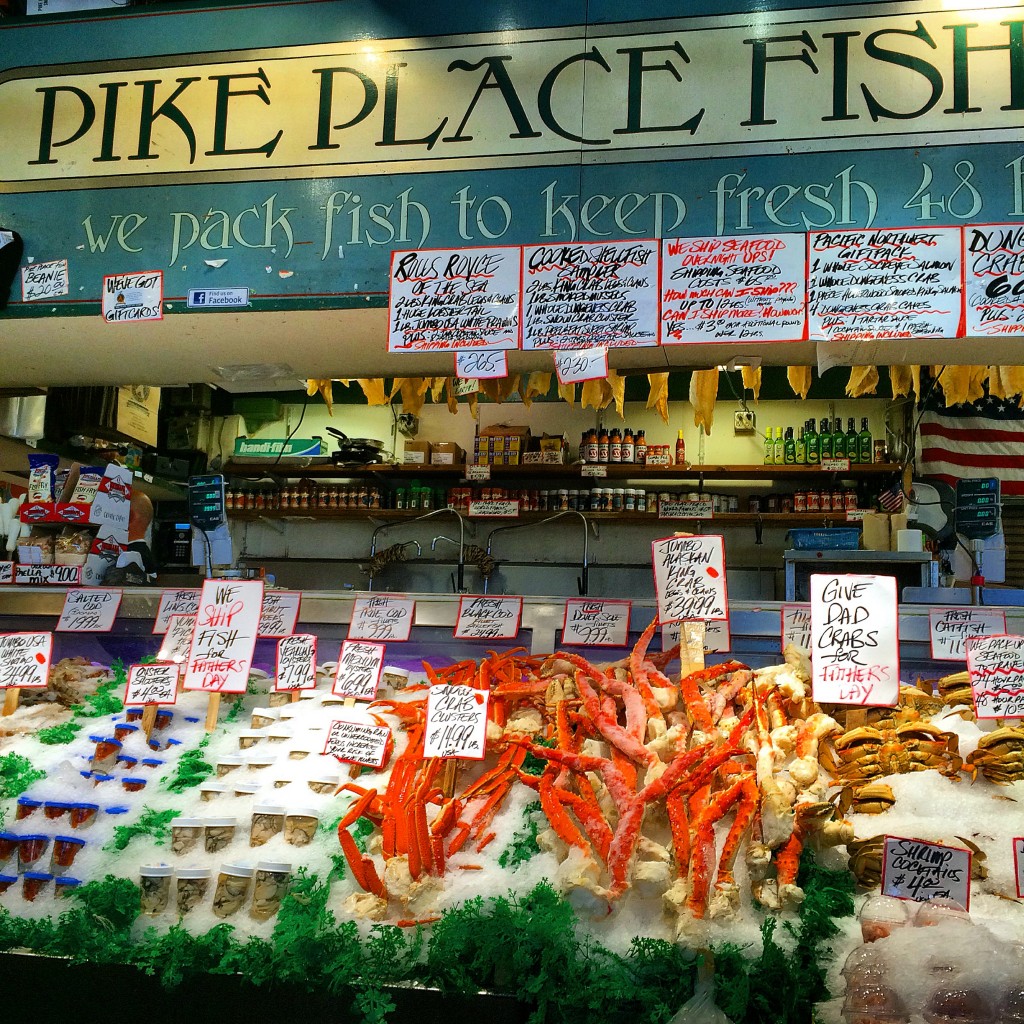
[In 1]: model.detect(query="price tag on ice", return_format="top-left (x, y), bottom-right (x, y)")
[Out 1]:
top-left (781, 604), bottom-right (812, 654)
top-left (561, 599), bottom-right (631, 647)
top-left (929, 608), bottom-right (1006, 662)
top-left (124, 663), bottom-right (178, 706)
top-left (966, 634), bottom-right (1024, 719)
top-left (158, 613), bottom-right (195, 664)
top-left (554, 346), bottom-right (608, 384)
top-left (182, 578), bottom-right (264, 693)
top-left (881, 836), bottom-right (971, 909)
top-left (324, 717), bottom-right (391, 768)
top-left (651, 534), bottom-right (728, 623)
top-left (57, 588), bottom-right (122, 632)
top-left (811, 574), bottom-right (898, 707)
top-left (258, 591), bottom-right (301, 638)
top-left (454, 596), bottom-right (522, 640)
top-left (349, 596), bottom-right (414, 642)
top-left (0, 632), bottom-right (52, 689)
top-left (153, 589), bottom-right (200, 633)
top-left (456, 350), bottom-right (508, 379)
top-left (424, 684), bottom-right (489, 760)
top-left (275, 634), bottom-right (317, 692)
top-left (333, 640), bottom-right (385, 700)
top-left (1014, 838), bottom-right (1024, 899)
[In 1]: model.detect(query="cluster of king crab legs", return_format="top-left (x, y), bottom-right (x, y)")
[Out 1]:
top-left (336, 628), bottom-right (852, 930)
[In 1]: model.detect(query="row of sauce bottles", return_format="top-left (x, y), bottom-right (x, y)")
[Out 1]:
top-left (764, 417), bottom-right (885, 465)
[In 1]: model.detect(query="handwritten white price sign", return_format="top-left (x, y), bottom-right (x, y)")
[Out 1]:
top-left (0, 632), bottom-right (52, 689)
top-left (454, 596), bottom-right (523, 640)
top-left (651, 535), bottom-right (728, 623)
top-left (661, 618), bottom-right (731, 654)
top-left (15, 565), bottom-right (81, 585)
top-left (964, 224), bottom-right (1024, 336)
top-left (258, 591), bottom-right (302, 638)
top-left (158, 613), bottom-right (195, 665)
top-left (467, 499), bottom-right (519, 517)
top-left (124, 663), bottom-right (178, 706)
top-left (324, 716), bottom-right (391, 768)
top-left (929, 608), bottom-right (1006, 662)
top-left (1014, 837), bottom-right (1024, 899)
top-left (388, 246), bottom-right (521, 352)
top-left (57, 588), bottom-right (122, 632)
top-left (881, 836), bottom-right (971, 910)
top-left (333, 640), bottom-right (386, 700)
top-left (456, 350), bottom-right (508, 379)
top-left (561, 599), bottom-right (631, 647)
top-left (349, 596), bottom-right (415, 642)
top-left (424, 684), bottom-right (489, 760)
top-left (0, 563), bottom-right (12, 584)
top-left (553, 347), bottom-right (608, 384)
top-left (522, 240), bottom-right (659, 350)
top-left (21, 259), bottom-right (69, 302)
top-left (275, 634), bottom-right (317, 692)
top-left (153, 589), bottom-right (200, 633)
top-left (811, 574), bottom-right (899, 707)
top-left (659, 500), bottom-right (714, 520)
top-left (182, 579), bottom-right (264, 693)
top-left (966, 634), bottom-right (1024, 719)
top-left (781, 604), bottom-right (813, 654)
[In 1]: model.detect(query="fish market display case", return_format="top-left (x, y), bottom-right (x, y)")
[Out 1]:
top-left (0, 587), bottom-right (1021, 1024)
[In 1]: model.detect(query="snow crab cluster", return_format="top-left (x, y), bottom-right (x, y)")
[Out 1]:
top-left (335, 630), bottom-right (854, 929)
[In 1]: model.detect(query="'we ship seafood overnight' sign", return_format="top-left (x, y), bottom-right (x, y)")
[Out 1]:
top-left (965, 634), bottom-right (1024, 719)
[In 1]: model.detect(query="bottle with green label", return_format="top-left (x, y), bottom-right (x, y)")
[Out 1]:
top-left (847, 417), bottom-right (859, 463)
top-left (795, 425), bottom-right (806, 464)
top-left (773, 427), bottom-right (784, 464)
top-left (764, 427), bottom-right (775, 465)
top-left (806, 418), bottom-right (820, 464)
top-left (819, 417), bottom-right (833, 460)
top-left (783, 426), bottom-right (796, 465)
top-left (832, 418), bottom-right (846, 459)
top-left (859, 417), bottom-right (872, 464)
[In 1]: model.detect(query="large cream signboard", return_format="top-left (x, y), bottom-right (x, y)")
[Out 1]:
top-left (1, 10), bottom-right (1023, 191)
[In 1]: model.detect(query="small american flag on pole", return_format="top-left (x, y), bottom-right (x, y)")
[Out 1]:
top-left (878, 480), bottom-right (904, 512)
top-left (917, 391), bottom-right (1024, 497)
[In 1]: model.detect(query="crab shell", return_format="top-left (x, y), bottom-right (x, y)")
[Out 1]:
top-left (824, 722), bottom-right (963, 784)
top-left (966, 725), bottom-right (1024, 783)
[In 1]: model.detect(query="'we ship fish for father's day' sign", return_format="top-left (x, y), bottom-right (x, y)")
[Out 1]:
top-left (651, 535), bottom-right (728, 624)
top-left (811, 574), bottom-right (899, 706)
top-left (182, 579), bottom-right (264, 693)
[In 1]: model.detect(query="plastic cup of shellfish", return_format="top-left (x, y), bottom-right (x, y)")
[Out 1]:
top-left (860, 894), bottom-right (911, 942)
top-left (170, 817), bottom-right (205, 856)
top-left (175, 868), bottom-right (211, 914)
top-left (213, 862), bottom-right (254, 919)
top-left (139, 864), bottom-right (173, 916)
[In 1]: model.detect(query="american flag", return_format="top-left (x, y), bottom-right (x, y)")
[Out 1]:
top-left (878, 480), bottom-right (904, 512)
top-left (917, 391), bottom-right (1024, 497)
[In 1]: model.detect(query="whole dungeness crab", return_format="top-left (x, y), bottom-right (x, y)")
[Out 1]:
top-left (821, 720), bottom-right (963, 788)
top-left (966, 726), bottom-right (1024, 783)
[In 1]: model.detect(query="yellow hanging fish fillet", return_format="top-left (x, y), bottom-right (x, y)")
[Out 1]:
top-left (580, 379), bottom-right (604, 411)
top-left (306, 379), bottom-right (334, 415)
top-left (740, 366), bottom-right (762, 400)
top-left (889, 366), bottom-right (913, 399)
top-left (429, 377), bottom-right (446, 403)
top-left (479, 379), bottom-right (500, 403)
top-left (357, 378), bottom-right (388, 406)
top-left (965, 366), bottom-right (987, 404)
top-left (467, 393), bottom-right (479, 419)
top-left (787, 365), bottom-right (811, 400)
top-left (938, 366), bottom-right (972, 407)
top-left (400, 377), bottom-right (430, 416)
top-left (606, 369), bottom-right (625, 418)
top-left (558, 381), bottom-right (576, 406)
top-left (690, 367), bottom-right (719, 433)
top-left (846, 365), bottom-right (879, 397)
top-left (500, 374), bottom-right (521, 403)
top-left (647, 372), bottom-right (669, 424)
top-left (999, 365), bottom-right (1024, 403)
top-left (525, 371), bottom-right (552, 403)
top-left (444, 377), bottom-right (459, 415)
top-left (911, 365), bottom-right (922, 398)
top-left (988, 367), bottom-right (1006, 400)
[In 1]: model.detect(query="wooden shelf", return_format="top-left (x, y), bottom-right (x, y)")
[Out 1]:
top-left (222, 461), bottom-right (900, 482)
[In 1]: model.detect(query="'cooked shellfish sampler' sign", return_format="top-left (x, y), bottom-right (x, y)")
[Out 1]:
top-left (810, 574), bottom-right (899, 706)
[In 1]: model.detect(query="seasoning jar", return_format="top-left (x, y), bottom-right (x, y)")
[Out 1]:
top-left (139, 864), bottom-right (173, 916)
top-left (794, 490), bottom-right (807, 512)
top-left (250, 861), bottom-right (291, 922)
top-left (250, 804), bottom-right (286, 847)
top-left (873, 439), bottom-right (886, 463)
top-left (780, 495), bottom-right (793, 513)
top-left (283, 807), bottom-right (320, 847)
top-left (807, 490), bottom-right (821, 513)
top-left (50, 835), bottom-right (86, 874)
top-left (213, 863), bottom-right (254, 919)
top-left (845, 489), bottom-right (858, 510)
top-left (176, 868), bottom-right (212, 914)
top-left (637, 490), bottom-right (648, 513)
top-left (203, 817), bottom-right (238, 854)
top-left (170, 817), bottom-right (205, 855)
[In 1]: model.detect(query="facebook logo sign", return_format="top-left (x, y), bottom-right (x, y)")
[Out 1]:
top-left (187, 288), bottom-right (249, 309)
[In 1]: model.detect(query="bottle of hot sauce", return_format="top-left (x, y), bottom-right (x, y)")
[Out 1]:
top-left (675, 429), bottom-right (686, 466)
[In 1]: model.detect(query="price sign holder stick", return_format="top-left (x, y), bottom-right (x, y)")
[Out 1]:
top-left (140, 703), bottom-right (158, 740)
top-left (205, 692), bottom-right (221, 732)
top-left (442, 758), bottom-right (459, 798)
top-left (2, 688), bottom-right (20, 717)
top-left (292, 689), bottom-right (303, 704)
top-left (680, 621), bottom-right (706, 677)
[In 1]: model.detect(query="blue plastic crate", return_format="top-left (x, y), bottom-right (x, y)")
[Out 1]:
top-left (786, 528), bottom-right (860, 550)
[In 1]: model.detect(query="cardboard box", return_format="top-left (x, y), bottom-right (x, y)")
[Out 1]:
top-left (888, 513), bottom-right (909, 551)
top-left (861, 513), bottom-right (890, 551)
top-left (430, 442), bottom-right (465, 466)
top-left (403, 440), bottom-right (431, 465)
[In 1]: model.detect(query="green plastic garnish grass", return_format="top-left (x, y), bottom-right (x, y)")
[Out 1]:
top-left (0, 752), bottom-right (45, 798)
top-left (498, 800), bottom-right (542, 869)
top-left (104, 806), bottom-right (179, 852)
top-left (37, 721), bottom-right (84, 745)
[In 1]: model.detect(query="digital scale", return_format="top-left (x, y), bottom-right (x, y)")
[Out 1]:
top-left (188, 474), bottom-right (226, 531)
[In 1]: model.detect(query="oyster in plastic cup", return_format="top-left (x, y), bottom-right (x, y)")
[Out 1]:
top-left (125, 707), bottom-right (143, 722)
top-left (238, 730), bottom-right (264, 751)
top-left (122, 776), bottom-right (147, 793)
top-left (250, 707), bottom-right (280, 729)
top-left (277, 706), bottom-right (299, 720)
top-left (272, 777), bottom-right (294, 790)
top-left (860, 894), bottom-right (910, 942)
top-left (216, 755), bottom-right (246, 777)
top-left (307, 773), bottom-right (340, 795)
top-left (21, 871), bottom-right (53, 902)
top-left (284, 807), bottom-right (320, 846)
top-left (139, 864), bottom-right (173, 916)
top-left (203, 817), bottom-right (238, 853)
top-left (154, 710), bottom-right (174, 731)
top-left (265, 727), bottom-right (293, 744)
top-left (50, 835), bottom-right (86, 874)
top-left (320, 695), bottom-right (345, 707)
top-left (114, 722), bottom-right (139, 742)
top-left (170, 817), bottom-right (205, 855)
top-left (382, 666), bottom-right (410, 691)
top-left (199, 782), bottom-right (230, 803)
top-left (250, 804), bottom-right (286, 847)
top-left (176, 868), bottom-right (211, 914)
top-left (250, 860), bottom-right (291, 921)
top-left (43, 801), bottom-right (71, 821)
top-left (233, 782), bottom-right (262, 798)
top-left (915, 898), bottom-right (971, 928)
top-left (267, 692), bottom-right (291, 708)
top-left (246, 756), bottom-right (275, 772)
top-left (287, 747), bottom-right (311, 761)
top-left (18, 834), bottom-right (49, 871)
top-left (213, 862), bottom-right (254, 919)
